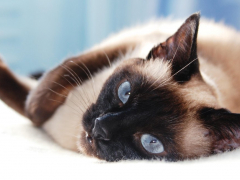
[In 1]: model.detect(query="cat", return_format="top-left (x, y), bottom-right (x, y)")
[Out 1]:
top-left (1, 13), bottom-right (240, 162)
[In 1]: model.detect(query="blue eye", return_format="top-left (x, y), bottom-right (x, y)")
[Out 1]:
top-left (118, 81), bottom-right (131, 104)
top-left (141, 134), bottom-right (164, 154)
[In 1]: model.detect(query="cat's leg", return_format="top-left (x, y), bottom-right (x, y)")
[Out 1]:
top-left (26, 42), bottom-right (137, 126)
top-left (0, 58), bottom-right (31, 116)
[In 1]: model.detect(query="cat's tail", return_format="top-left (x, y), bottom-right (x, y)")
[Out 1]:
top-left (0, 58), bottom-right (35, 117)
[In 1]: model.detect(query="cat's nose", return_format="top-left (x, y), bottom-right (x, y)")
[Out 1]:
top-left (92, 117), bottom-right (110, 141)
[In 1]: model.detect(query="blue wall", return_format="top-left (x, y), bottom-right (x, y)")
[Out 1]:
top-left (0, 0), bottom-right (239, 75)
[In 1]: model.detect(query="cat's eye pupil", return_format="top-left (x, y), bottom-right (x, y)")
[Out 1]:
top-left (118, 81), bottom-right (131, 104)
top-left (125, 91), bottom-right (131, 96)
top-left (150, 139), bottom-right (156, 143)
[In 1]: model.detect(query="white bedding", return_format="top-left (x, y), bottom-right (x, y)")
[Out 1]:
top-left (0, 100), bottom-right (239, 180)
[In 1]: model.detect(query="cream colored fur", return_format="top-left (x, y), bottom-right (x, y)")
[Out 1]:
top-left (40, 18), bottom-right (240, 152)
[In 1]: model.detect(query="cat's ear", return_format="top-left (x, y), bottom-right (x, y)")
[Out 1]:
top-left (200, 108), bottom-right (240, 153)
top-left (147, 13), bottom-right (200, 81)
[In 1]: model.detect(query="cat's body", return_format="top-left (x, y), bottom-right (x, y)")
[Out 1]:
top-left (1, 13), bottom-right (240, 161)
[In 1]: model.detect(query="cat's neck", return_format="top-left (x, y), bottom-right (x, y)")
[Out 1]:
top-left (198, 23), bottom-right (240, 113)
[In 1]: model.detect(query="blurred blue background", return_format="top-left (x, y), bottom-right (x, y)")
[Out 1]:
top-left (0, 0), bottom-right (239, 75)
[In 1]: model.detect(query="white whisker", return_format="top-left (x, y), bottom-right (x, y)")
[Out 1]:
top-left (170, 39), bottom-right (183, 63)
top-left (78, 61), bottom-right (97, 100)
top-left (69, 60), bottom-right (96, 100)
top-left (45, 79), bottom-right (89, 110)
top-left (47, 87), bottom-right (85, 113)
top-left (152, 58), bottom-right (198, 91)
top-left (61, 64), bottom-right (91, 109)
top-left (61, 64), bottom-right (81, 86)
top-left (102, 50), bottom-right (112, 67)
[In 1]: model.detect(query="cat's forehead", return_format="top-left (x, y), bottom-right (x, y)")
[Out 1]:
top-left (141, 58), bottom-right (172, 85)
top-left (103, 57), bottom-right (218, 111)
top-left (114, 58), bottom-right (172, 86)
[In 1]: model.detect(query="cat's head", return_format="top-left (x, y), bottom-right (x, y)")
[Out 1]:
top-left (80, 13), bottom-right (240, 161)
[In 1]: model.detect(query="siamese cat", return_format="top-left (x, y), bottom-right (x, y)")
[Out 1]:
top-left (1, 13), bottom-right (240, 161)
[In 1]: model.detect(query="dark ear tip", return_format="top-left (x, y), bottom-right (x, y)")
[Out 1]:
top-left (186, 12), bottom-right (200, 23)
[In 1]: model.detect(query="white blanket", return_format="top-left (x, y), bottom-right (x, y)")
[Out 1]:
top-left (0, 100), bottom-right (239, 180)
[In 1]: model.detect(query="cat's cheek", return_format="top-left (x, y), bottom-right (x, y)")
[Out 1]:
top-left (178, 120), bottom-right (212, 159)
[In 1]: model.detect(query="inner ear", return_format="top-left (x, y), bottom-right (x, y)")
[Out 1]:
top-left (147, 13), bottom-right (200, 82)
top-left (199, 108), bottom-right (240, 154)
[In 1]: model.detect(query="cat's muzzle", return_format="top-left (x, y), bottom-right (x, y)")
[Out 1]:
top-left (92, 116), bottom-right (110, 141)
